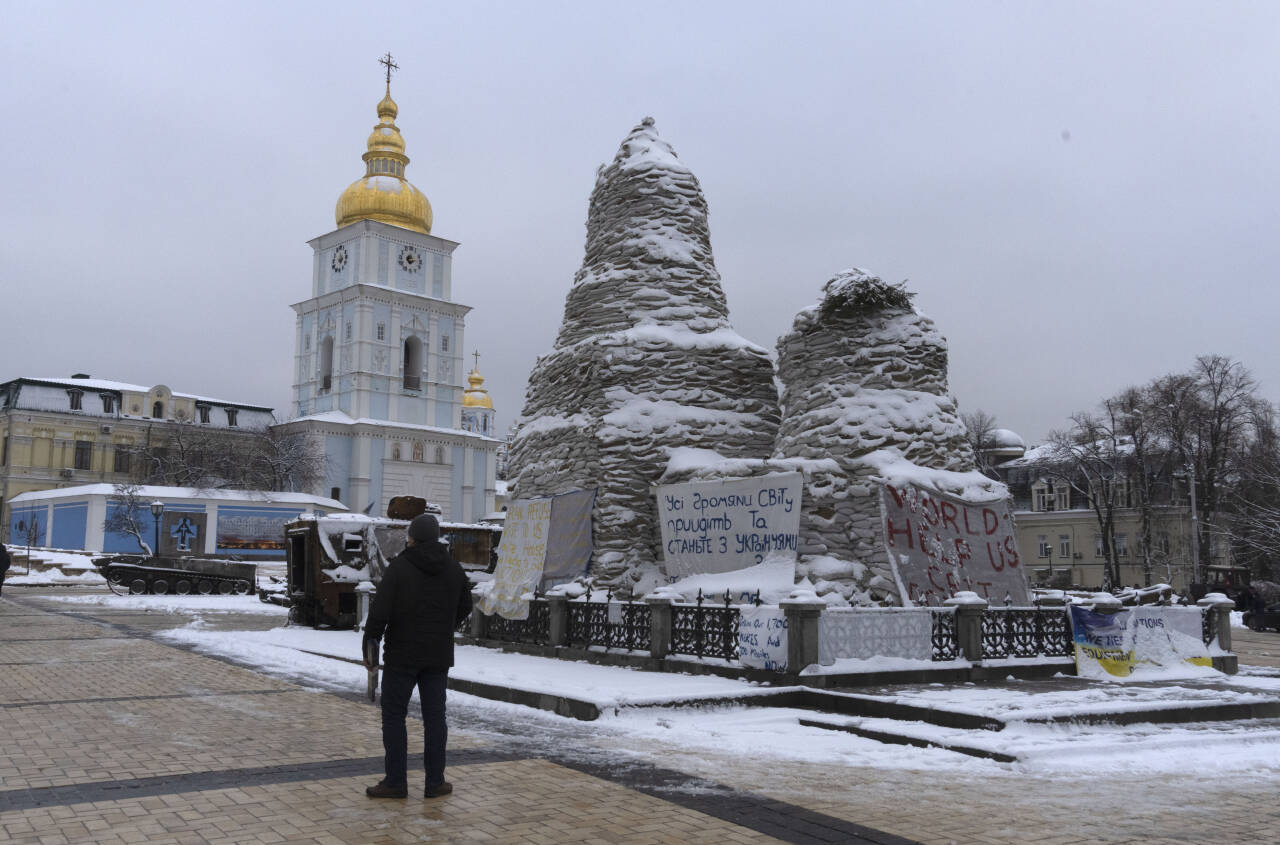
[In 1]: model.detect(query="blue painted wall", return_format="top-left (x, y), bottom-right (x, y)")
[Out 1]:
top-left (451, 446), bottom-right (465, 519)
top-left (325, 434), bottom-right (353, 504)
top-left (51, 502), bottom-right (88, 550)
top-left (472, 449), bottom-right (487, 519)
top-left (9, 504), bottom-right (48, 546)
top-left (368, 436), bottom-right (385, 513)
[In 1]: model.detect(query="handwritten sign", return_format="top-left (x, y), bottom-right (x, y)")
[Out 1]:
top-left (737, 606), bottom-right (788, 670)
top-left (656, 473), bottom-right (803, 577)
top-left (879, 483), bottom-right (1027, 607)
top-left (477, 497), bottom-right (552, 620)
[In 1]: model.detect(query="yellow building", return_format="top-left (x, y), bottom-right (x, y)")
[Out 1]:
top-left (0, 375), bottom-right (274, 539)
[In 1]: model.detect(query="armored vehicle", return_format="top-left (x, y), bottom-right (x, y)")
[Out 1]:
top-left (94, 555), bottom-right (257, 596)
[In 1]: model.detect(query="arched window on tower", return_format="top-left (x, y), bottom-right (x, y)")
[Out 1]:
top-left (403, 336), bottom-right (422, 390)
top-left (152, 401), bottom-right (164, 419)
top-left (320, 336), bottom-right (334, 392)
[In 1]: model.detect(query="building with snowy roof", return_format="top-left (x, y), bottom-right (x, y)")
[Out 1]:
top-left (7, 484), bottom-right (344, 558)
top-left (992, 435), bottom-right (1220, 590)
top-left (0, 374), bottom-right (275, 538)
top-left (273, 69), bottom-right (498, 523)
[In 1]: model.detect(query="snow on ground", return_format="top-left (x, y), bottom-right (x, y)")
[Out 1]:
top-left (4, 548), bottom-right (105, 585)
top-left (147, 613), bottom-right (1280, 777)
top-left (46, 593), bottom-right (287, 615)
top-left (6, 568), bottom-right (106, 586)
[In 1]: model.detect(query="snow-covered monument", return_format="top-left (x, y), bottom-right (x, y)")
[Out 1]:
top-left (505, 119), bottom-right (1017, 607)
top-left (507, 118), bottom-right (779, 588)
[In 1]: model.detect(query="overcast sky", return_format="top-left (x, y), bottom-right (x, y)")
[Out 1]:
top-left (3, 1), bottom-right (1277, 445)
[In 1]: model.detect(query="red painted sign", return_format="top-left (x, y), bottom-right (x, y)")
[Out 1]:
top-left (879, 483), bottom-right (1027, 607)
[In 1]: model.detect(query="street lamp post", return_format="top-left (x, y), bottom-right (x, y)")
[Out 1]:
top-left (149, 501), bottom-right (165, 558)
top-left (1186, 462), bottom-right (1200, 586)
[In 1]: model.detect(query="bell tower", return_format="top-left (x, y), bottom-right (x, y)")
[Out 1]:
top-left (279, 56), bottom-right (496, 522)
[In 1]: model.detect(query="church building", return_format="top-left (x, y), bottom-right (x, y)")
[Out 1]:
top-left (277, 63), bottom-right (499, 522)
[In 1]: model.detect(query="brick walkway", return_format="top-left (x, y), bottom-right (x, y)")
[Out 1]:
top-left (3, 588), bottom-right (1278, 844)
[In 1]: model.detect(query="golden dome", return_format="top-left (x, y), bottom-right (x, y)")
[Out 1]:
top-left (335, 84), bottom-right (432, 233)
top-left (462, 366), bottom-right (494, 409)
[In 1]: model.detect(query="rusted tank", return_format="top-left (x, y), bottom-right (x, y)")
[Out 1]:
top-left (283, 505), bottom-right (500, 628)
top-left (94, 555), bottom-right (257, 596)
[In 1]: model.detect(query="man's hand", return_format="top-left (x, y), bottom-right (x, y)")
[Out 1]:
top-left (362, 637), bottom-right (380, 669)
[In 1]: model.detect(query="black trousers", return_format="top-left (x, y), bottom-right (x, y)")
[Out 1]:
top-left (380, 666), bottom-right (449, 788)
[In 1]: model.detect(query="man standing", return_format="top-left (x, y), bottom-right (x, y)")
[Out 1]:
top-left (0, 543), bottom-right (10, 596)
top-left (363, 514), bottom-right (472, 799)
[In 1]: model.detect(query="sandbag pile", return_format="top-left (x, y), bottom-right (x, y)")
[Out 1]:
top-left (772, 269), bottom-right (980, 603)
top-left (508, 118), bottom-right (779, 591)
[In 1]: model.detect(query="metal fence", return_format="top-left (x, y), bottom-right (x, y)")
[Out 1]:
top-left (980, 607), bottom-right (1072, 659)
top-left (930, 608), bottom-right (959, 660)
top-left (670, 590), bottom-right (740, 661)
top-left (484, 597), bottom-right (551, 645)
top-left (566, 595), bottom-right (652, 651)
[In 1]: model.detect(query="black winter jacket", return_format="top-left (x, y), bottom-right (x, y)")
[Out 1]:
top-left (363, 541), bottom-right (472, 671)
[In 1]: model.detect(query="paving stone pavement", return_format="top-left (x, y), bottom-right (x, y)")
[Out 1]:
top-left (2, 587), bottom-right (1278, 844)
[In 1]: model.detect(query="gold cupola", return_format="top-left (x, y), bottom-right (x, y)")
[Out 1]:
top-left (335, 82), bottom-right (433, 233)
top-left (462, 365), bottom-right (494, 409)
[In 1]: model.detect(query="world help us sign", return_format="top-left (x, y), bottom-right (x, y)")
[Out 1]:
top-left (879, 483), bottom-right (1028, 607)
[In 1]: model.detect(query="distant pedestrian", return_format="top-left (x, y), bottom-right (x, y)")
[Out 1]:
top-left (0, 543), bottom-right (9, 596)
top-left (362, 514), bottom-right (472, 799)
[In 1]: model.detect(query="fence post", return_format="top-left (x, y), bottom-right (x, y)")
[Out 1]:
top-left (943, 591), bottom-right (988, 662)
top-left (1197, 592), bottom-right (1235, 654)
top-left (645, 596), bottom-right (674, 659)
top-left (779, 596), bottom-right (826, 672)
top-left (354, 581), bottom-right (374, 632)
top-left (470, 590), bottom-right (489, 640)
top-left (546, 595), bottom-right (569, 647)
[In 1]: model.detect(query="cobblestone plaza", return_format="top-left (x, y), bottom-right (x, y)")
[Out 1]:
top-left (3, 587), bottom-right (1278, 844)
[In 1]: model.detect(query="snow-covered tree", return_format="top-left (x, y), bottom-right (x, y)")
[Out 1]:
top-left (102, 483), bottom-right (154, 556)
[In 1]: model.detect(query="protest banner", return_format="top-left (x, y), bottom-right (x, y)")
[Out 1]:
top-left (1069, 605), bottom-right (1213, 679)
top-left (477, 497), bottom-right (552, 620)
top-left (879, 482), bottom-right (1027, 606)
top-left (656, 472), bottom-right (803, 577)
top-left (737, 606), bottom-right (788, 670)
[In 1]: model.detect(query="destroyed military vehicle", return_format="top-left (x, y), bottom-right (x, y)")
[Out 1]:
top-left (281, 497), bottom-right (501, 628)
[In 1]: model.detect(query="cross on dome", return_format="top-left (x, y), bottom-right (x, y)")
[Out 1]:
top-left (379, 52), bottom-right (399, 86)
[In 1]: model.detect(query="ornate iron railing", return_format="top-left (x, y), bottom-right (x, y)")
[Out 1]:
top-left (981, 607), bottom-right (1072, 659)
top-left (930, 608), bottom-right (959, 661)
top-left (455, 611), bottom-right (472, 635)
top-left (670, 590), bottom-right (740, 662)
top-left (566, 596), bottom-right (652, 652)
top-left (1201, 608), bottom-right (1214, 646)
top-left (485, 598), bottom-right (551, 645)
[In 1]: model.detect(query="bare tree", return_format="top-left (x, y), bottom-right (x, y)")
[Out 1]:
top-left (1044, 404), bottom-right (1130, 590)
top-left (126, 424), bottom-right (323, 493)
top-left (102, 483), bottom-right (154, 556)
top-left (962, 409), bottom-right (1001, 478)
top-left (1225, 401), bottom-right (1280, 579)
top-left (1148, 356), bottom-right (1264, 578)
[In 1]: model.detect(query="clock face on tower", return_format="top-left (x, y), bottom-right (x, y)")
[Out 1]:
top-left (398, 245), bottom-right (421, 272)
top-left (331, 245), bottom-right (348, 272)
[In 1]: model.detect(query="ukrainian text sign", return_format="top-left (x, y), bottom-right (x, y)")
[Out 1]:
top-left (657, 473), bottom-right (803, 577)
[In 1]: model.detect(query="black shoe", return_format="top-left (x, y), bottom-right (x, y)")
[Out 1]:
top-left (424, 781), bottom-right (453, 798)
top-left (366, 781), bottom-right (408, 799)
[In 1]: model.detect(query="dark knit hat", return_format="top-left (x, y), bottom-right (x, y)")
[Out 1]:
top-left (408, 514), bottom-right (440, 543)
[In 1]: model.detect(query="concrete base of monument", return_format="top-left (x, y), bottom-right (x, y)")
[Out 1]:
top-left (453, 634), bottom-right (1079, 687)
